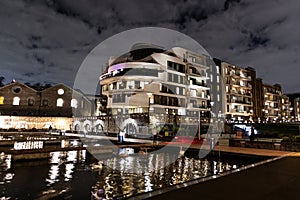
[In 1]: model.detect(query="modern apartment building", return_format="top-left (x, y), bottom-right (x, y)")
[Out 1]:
top-left (286, 94), bottom-right (300, 122)
top-left (281, 95), bottom-right (292, 122)
top-left (221, 62), bottom-right (255, 123)
top-left (262, 84), bottom-right (282, 122)
top-left (99, 43), bottom-right (220, 136)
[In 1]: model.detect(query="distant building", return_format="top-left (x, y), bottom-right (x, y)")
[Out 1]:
top-left (281, 95), bottom-right (292, 122)
top-left (0, 81), bottom-right (91, 130)
top-left (221, 62), bottom-right (255, 123)
top-left (286, 93), bottom-right (300, 122)
top-left (262, 83), bottom-right (282, 122)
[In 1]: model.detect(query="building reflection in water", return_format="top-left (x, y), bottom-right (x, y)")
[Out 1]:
top-left (0, 148), bottom-right (250, 200)
top-left (90, 149), bottom-right (236, 199)
top-left (46, 150), bottom-right (86, 186)
top-left (0, 153), bottom-right (13, 185)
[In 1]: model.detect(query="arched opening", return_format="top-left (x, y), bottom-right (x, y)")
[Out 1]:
top-left (56, 98), bottom-right (64, 107)
top-left (95, 124), bottom-right (103, 134)
top-left (74, 124), bottom-right (80, 131)
top-left (71, 99), bottom-right (78, 108)
top-left (84, 124), bottom-right (91, 132)
top-left (13, 97), bottom-right (20, 105)
top-left (125, 123), bottom-right (137, 136)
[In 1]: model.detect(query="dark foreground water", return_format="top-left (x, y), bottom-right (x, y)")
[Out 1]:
top-left (0, 149), bottom-right (270, 200)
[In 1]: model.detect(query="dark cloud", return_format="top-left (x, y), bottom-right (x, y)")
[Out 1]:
top-left (0, 0), bottom-right (299, 93)
top-left (224, 0), bottom-right (241, 10)
top-left (23, 72), bottom-right (35, 77)
top-left (33, 54), bottom-right (45, 65)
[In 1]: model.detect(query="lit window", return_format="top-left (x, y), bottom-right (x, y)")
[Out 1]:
top-left (13, 97), bottom-right (20, 105)
top-left (71, 99), bottom-right (78, 108)
top-left (28, 98), bottom-right (34, 106)
top-left (216, 66), bottom-right (220, 74)
top-left (0, 96), bottom-right (4, 104)
top-left (57, 98), bottom-right (64, 107)
top-left (57, 89), bottom-right (64, 95)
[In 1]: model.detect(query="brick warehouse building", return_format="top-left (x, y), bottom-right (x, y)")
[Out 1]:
top-left (0, 81), bottom-right (92, 130)
top-left (0, 81), bottom-right (91, 117)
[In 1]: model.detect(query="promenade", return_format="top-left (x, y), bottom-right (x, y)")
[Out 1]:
top-left (143, 155), bottom-right (300, 200)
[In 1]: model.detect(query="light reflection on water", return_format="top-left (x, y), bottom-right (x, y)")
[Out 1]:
top-left (0, 148), bottom-right (264, 199)
top-left (91, 151), bottom-right (237, 199)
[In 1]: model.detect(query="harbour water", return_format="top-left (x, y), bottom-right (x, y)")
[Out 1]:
top-left (0, 148), bottom-right (269, 199)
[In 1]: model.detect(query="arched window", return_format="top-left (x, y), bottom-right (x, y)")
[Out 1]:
top-left (13, 97), bottom-right (20, 105)
top-left (28, 98), bottom-right (34, 106)
top-left (0, 96), bottom-right (4, 105)
top-left (71, 99), bottom-right (78, 108)
top-left (57, 98), bottom-right (64, 107)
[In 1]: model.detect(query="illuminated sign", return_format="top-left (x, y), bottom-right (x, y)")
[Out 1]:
top-left (13, 141), bottom-right (43, 150)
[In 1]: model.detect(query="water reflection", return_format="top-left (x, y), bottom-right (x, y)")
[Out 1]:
top-left (46, 150), bottom-right (86, 186)
top-left (0, 148), bottom-right (264, 200)
top-left (0, 153), bottom-right (13, 186)
top-left (90, 150), bottom-right (237, 199)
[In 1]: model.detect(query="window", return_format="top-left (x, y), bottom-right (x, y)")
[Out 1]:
top-left (173, 74), bottom-right (178, 83)
top-left (168, 73), bottom-right (172, 82)
top-left (103, 85), bottom-right (108, 91)
top-left (57, 89), bottom-right (64, 95)
top-left (28, 98), bottom-right (34, 106)
top-left (43, 99), bottom-right (48, 106)
top-left (112, 94), bottom-right (126, 103)
top-left (113, 82), bottom-right (117, 90)
top-left (191, 57), bottom-right (196, 62)
top-left (134, 81), bottom-right (140, 89)
top-left (71, 99), bottom-right (78, 108)
top-left (216, 66), bottom-right (220, 74)
top-left (0, 96), bottom-right (4, 104)
top-left (57, 98), bottom-right (64, 107)
top-left (217, 76), bottom-right (220, 83)
top-left (13, 97), bottom-right (20, 105)
top-left (167, 61), bottom-right (185, 73)
top-left (12, 87), bottom-right (21, 94)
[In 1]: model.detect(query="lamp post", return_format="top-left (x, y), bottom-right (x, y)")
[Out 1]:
top-left (147, 93), bottom-right (153, 123)
top-left (147, 93), bottom-right (153, 136)
top-left (198, 110), bottom-right (201, 140)
top-left (209, 101), bottom-right (215, 150)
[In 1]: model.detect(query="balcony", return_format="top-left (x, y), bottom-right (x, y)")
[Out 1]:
top-left (231, 100), bottom-right (252, 105)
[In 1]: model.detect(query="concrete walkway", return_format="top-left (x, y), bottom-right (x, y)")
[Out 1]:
top-left (142, 155), bottom-right (300, 200)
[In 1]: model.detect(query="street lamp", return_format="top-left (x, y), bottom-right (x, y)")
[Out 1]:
top-left (147, 93), bottom-right (153, 123)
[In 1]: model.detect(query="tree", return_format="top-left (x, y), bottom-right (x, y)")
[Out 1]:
top-left (0, 76), bottom-right (5, 87)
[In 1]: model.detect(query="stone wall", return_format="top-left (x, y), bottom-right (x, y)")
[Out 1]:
top-left (229, 139), bottom-right (300, 151)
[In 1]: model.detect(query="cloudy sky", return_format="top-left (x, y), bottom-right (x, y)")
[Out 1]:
top-left (0, 0), bottom-right (299, 94)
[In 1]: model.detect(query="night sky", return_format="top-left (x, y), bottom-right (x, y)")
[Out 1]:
top-left (0, 0), bottom-right (299, 94)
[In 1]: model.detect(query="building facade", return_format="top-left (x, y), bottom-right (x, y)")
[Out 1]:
top-left (286, 94), bottom-right (300, 122)
top-left (262, 84), bottom-right (282, 122)
top-left (0, 81), bottom-right (91, 130)
top-left (99, 43), bottom-right (222, 136)
top-left (281, 95), bottom-right (292, 122)
top-left (221, 62), bottom-right (254, 123)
